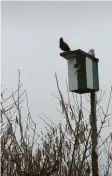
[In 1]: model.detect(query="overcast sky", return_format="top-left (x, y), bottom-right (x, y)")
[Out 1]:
top-left (1, 1), bottom-right (112, 135)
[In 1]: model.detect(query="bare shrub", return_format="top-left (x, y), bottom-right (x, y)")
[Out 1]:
top-left (1, 72), bottom-right (112, 176)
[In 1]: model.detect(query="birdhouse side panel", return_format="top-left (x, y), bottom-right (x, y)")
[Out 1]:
top-left (86, 57), bottom-right (94, 89)
top-left (92, 61), bottom-right (99, 91)
top-left (68, 59), bottom-right (78, 91)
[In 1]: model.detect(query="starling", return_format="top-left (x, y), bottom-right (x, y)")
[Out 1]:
top-left (88, 49), bottom-right (95, 57)
top-left (59, 37), bottom-right (71, 52)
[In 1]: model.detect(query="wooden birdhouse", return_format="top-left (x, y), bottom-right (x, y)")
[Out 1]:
top-left (60, 49), bottom-right (99, 94)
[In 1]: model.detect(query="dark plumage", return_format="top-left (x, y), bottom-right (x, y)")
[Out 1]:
top-left (88, 49), bottom-right (95, 57)
top-left (59, 37), bottom-right (71, 52)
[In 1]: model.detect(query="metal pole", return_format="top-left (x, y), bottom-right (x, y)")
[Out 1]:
top-left (90, 92), bottom-right (99, 176)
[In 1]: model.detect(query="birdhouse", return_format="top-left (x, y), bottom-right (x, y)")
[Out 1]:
top-left (60, 49), bottom-right (99, 94)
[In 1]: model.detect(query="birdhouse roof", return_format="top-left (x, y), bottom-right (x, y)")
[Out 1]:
top-left (60, 49), bottom-right (99, 62)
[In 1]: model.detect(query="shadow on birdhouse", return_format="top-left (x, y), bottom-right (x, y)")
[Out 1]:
top-left (60, 49), bottom-right (99, 94)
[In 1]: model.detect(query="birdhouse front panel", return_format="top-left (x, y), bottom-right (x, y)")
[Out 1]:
top-left (68, 58), bottom-right (78, 91)
top-left (68, 54), bottom-right (87, 92)
top-left (76, 54), bottom-right (87, 91)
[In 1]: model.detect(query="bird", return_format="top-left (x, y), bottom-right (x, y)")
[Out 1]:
top-left (59, 37), bottom-right (71, 52)
top-left (88, 49), bottom-right (95, 57)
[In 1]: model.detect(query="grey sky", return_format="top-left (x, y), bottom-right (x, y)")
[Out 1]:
top-left (1, 1), bottom-right (112, 133)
